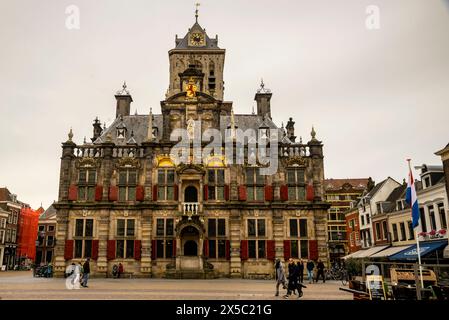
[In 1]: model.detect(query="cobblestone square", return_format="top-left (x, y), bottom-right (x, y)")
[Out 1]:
top-left (0, 271), bottom-right (352, 300)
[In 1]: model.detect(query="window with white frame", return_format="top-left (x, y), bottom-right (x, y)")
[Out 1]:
top-left (428, 205), bottom-right (437, 230)
top-left (438, 203), bottom-right (447, 230)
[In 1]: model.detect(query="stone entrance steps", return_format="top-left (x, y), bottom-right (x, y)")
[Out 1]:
top-left (165, 269), bottom-right (219, 279)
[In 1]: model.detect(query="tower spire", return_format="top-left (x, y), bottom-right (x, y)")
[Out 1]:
top-left (195, 3), bottom-right (200, 23)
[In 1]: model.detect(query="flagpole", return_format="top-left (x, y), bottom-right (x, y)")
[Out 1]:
top-left (407, 159), bottom-right (424, 288)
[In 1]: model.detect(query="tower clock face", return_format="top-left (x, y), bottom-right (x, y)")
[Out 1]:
top-left (190, 33), bottom-right (205, 46)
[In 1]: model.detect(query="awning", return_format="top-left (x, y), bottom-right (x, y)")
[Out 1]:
top-left (369, 246), bottom-right (410, 258)
top-left (389, 240), bottom-right (448, 261)
top-left (342, 245), bottom-right (389, 259)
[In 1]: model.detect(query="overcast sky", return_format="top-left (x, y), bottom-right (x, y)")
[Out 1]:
top-left (1, 0), bottom-right (449, 209)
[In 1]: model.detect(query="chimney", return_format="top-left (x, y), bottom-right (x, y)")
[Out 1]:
top-left (254, 79), bottom-right (272, 119)
top-left (115, 82), bottom-right (133, 119)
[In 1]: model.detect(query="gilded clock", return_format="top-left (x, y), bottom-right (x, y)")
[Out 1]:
top-left (190, 32), bottom-right (205, 46)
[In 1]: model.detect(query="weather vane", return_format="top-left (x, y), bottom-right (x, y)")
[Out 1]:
top-left (195, 3), bottom-right (200, 22)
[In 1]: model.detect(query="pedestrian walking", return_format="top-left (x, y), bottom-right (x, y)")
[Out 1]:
top-left (72, 262), bottom-right (82, 289)
top-left (315, 259), bottom-right (325, 283)
top-left (306, 259), bottom-right (315, 284)
top-left (118, 263), bottom-right (124, 278)
top-left (81, 258), bottom-right (90, 287)
top-left (274, 259), bottom-right (287, 296)
top-left (284, 258), bottom-right (299, 299)
top-left (297, 259), bottom-right (304, 283)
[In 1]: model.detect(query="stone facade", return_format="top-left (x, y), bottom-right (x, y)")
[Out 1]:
top-left (53, 16), bottom-right (330, 278)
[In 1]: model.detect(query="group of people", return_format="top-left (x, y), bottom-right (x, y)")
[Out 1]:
top-left (275, 258), bottom-right (327, 299)
top-left (65, 258), bottom-right (91, 289)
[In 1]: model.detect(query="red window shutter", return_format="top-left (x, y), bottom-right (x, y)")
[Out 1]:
top-left (91, 240), bottom-right (99, 260)
top-left (107, 240), bottom-right (116, 261)
top-left (64, 240), bottom-right (74, 260)
top-left (283, 240), bottom-right (291, 260)
top-left (306, 184), bottom-right (315, 201)
top-left (203, 239), bottom-right (209, 257)
top-left (203, 184), bottom-right (209, 200)
top-left (226, 240), bottom-right (231, 260)
top-left (267, 240), bottom-right (275, 260)
top-left (265, 185), bottom-right (273, 202)
top-left (153, 185), bottom-right (158, 201)
top-left (309, 240), bottom-right (318, 260)
top-left (240, 240), bottom-right (248, 260)
top-left (134, 240), bottom-right (141, 260)
top-left (95, 185), bottom-right (103, 201)
top-left (172, 239), bottom-right (177, 258)
top-left (108, 186), bottom-right (118, 201)
top-left (136, 185), bottom-right (144, 201)
top-left (224, 185), bottom-right (230, 201)
top-left (151, 240), bottom-right (156, 260)
top-left (238, 185), bottom-right (247, 201)
top-left (174, 184), bottom-right (179, 201)
top-left (68, 185), bottom-right (77, 201)
top-left (280, 185), bottom-right (289, 201)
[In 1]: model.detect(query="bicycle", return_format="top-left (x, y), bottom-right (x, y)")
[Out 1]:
top-left (340, 269), bottom-right (349, 286)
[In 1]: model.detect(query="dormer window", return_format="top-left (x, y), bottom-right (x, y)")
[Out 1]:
top-left (259, 128), bottom-right (269, 140)
top-left (396, 199), bottom-right (406, 211)
top-left (117, 128), bottom-right (126, 139)
top-left (423, 176), bottom-right (431, 189)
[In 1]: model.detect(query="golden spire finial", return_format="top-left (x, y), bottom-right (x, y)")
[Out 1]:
top-left (195, 3), bottom-right (200, 23)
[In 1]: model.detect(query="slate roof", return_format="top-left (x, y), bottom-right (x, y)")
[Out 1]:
top-left (384, 184), bottom-right (408, 213)
top-left (95, 114), bottom-right (292, 146)
top-left (174, 22), bottom-right (220, 50)
top-left (39, 205), bottom-right (57, 221)
top-left (366, 178), bottom-right (388, 198)
top-left (324, 178), bottom-right (370, 191)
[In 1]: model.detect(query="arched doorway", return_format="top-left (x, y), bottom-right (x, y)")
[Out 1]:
top-left (184, 240), bottom-right (198, 256)
top-left (184, 186), bottom-right (198, 202)
top-left (180, 225), bottom-right (200, 256)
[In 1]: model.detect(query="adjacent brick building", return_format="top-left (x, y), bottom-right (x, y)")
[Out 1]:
top-left (324, 178), bottom-right (371, 261)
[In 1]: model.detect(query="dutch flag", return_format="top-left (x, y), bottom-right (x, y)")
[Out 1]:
top-left (406, 162), bottom-right (420, 229)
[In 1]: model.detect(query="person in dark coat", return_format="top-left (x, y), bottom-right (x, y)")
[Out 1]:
top-left (297, 259), bottom-right (305, 283)
top-left (315, 259), bottom-right (325, 283)
top-left (274, 259), bottom-right (287, 296)
top-left (306, 260), bottom-right (315, 284)
top-left (284, 258), bottom-right (298, 299)
top-left (81, 258), bottom-right (90, 287)
top-left (118, 263), bottom-right (124, 278)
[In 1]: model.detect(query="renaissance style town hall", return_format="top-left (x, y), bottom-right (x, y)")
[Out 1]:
top-left (53, 14), bottom-right (330, 278)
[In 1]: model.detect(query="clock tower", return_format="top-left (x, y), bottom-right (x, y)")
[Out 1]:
top-left (167, 8), bottom-right (226, 101)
